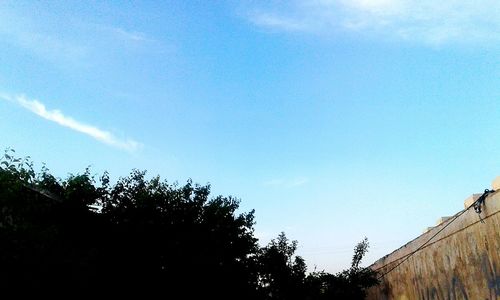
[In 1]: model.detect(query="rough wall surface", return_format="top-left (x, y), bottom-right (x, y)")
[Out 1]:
top-left (368, 190), bottom-right (500, 300)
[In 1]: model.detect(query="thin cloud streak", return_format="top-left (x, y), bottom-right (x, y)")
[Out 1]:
top-left (0, 7), bottom-right (88, 65)
top-left (100, 25), bottom-right (152, 43)
top-left (1, 94), bottom-right (141, 152)
top-left (0, 6), bottom-right (159, 67)
top-left (251, 13), bottom-right (312, 32)
top-left (247, 0), bottom-right (500, 45)
top-left (264, 177), bottom-right (309, 188)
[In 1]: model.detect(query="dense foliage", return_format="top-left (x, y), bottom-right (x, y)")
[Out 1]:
top-left (0, 149), bottom-right (378, 298)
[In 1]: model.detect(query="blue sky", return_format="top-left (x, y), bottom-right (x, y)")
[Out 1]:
top-left (1, 1), bottom-right (499, 272)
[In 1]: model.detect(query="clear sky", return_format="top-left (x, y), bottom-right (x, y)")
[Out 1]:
top-left (1, 1), bottom-right (499, 273)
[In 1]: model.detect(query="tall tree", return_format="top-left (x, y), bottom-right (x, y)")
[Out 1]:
top-left (258, 232), bottom-right (308, 300)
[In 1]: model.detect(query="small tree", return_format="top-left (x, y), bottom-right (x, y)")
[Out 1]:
top-left (305, 238), bottom-right (379, 300)
top-left (258, 232), bottom-right (307, 300)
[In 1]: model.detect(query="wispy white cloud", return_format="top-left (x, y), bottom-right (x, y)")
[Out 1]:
top-left (0, 7), bottom-right (88, 65)
top-left (1, 93), bottom-right (141, 152)
top-left (0, 5), bottom-right (158, 66)
top-left (83, 22), bottom-right (159, 46)
top-left (98, 25), bottom-right (153, 43)
top-left (251, 13), bottom-right (312, 32)
top-left (264, 177), bottom-right (309, 188)
top-left (247, 0), bottom-right (500, 45)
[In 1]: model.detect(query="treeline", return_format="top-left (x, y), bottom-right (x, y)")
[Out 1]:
top-left (0, 149), bottom-right (378, 299)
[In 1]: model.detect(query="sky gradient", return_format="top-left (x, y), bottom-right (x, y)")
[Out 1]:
top-left (1, 1), bottom-right (499, 272)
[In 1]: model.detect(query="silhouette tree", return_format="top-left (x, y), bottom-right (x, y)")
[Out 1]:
top-left (0, 149), bottom-right (378, 298)
top-left (305, 238), bottom-right (379, 300)
top-left (257, 232), bottom-right (308, 300)
top-left (0, 150), bottom-right (260, 297)
top-left (99, 171), bottom-right (260, 298)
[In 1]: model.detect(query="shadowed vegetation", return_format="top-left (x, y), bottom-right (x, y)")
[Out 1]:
top-left (0, 149), bottom-right (378, 298)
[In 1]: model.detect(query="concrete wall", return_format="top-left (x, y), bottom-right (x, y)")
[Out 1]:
top-left (368, 180), bottom-right (500, 300)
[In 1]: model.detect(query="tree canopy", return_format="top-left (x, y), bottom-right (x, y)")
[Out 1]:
top-left (0, 149), bottom-right (378, 298)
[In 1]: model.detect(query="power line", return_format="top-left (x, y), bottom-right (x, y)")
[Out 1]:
top-left (376, 189), bottom-right (496, 279)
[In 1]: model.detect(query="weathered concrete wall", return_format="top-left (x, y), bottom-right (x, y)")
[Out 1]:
top-left (368, 186), bottom-right (500, 300)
